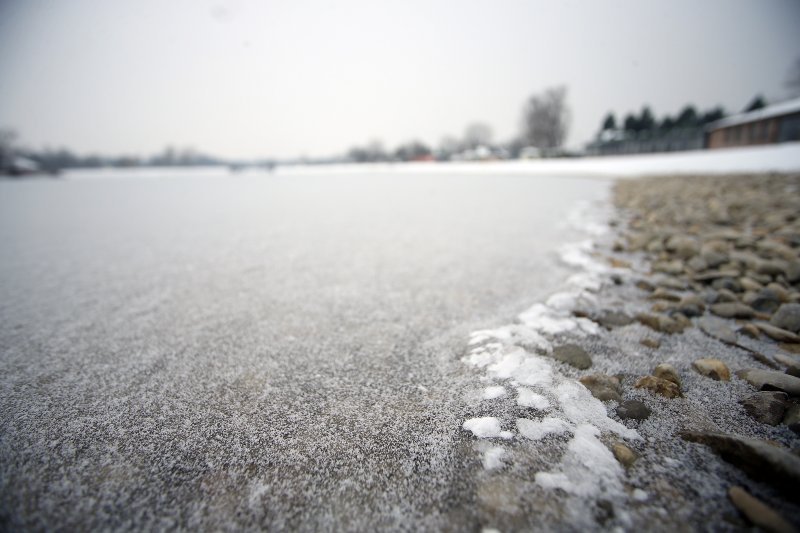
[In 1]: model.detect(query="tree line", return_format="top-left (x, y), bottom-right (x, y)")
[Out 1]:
top-left (347, 85), bottom-right (572, 162)
top-left (597, 95), bottom-right (767, 137)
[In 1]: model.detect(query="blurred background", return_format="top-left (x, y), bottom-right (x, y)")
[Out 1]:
top-left (1, 0), bottom-right (799, 173)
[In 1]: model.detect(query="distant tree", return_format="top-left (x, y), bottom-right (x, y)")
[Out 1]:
top-left (638, 106), bottom-right (656, 131)
top-left (700, 107), bottom-right (725, 124)
top-left (0, 128), bottom-right (17, 168)
top-left (521, 85), bottom-right (570, 148)
top-left (660, 116), bottom-right (675, 131)
top-left (744, 95), bottom-right (766, 112)
top-left (675, 105), bottom-right (699, 128)
top-left (601, 113), bottom-right (616, 131)
top-left (786, 57), bottom-right (800, 97)
top-left (623, 113), bottom-right (640, 133)
top-left (394, 140), bottom-right (431, 161)
top-left (463, 122), bottom-right (493, 149)
top-left (439, 135), bottom-right (460, 152)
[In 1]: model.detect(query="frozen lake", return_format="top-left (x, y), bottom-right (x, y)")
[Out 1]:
top-left (0, 169), bottom-right (610, 529)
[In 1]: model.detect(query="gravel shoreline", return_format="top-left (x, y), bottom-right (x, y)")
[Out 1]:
top-left (462, 173), bottom-right (800, 531)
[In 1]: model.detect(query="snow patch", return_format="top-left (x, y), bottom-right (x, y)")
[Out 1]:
top-left (516, 388), bottom-right (550, 410)
top-left (516, 417), bottom-right (572, 440)
top-left (483, 386), bottom-right (507, 400)
top-left (463, 417), bottom-right (513, 439)
top-left (534, 424), bottom-right (625, 498)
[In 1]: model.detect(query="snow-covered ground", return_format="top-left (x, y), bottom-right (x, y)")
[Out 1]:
top-left (275, 142), bottom-right (800, 178)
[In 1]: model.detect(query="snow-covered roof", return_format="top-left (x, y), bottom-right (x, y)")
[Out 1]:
top-left (707, 96), bottom-right (800, 130)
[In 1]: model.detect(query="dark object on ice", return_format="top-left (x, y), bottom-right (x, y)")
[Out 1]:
top-left (740, 391), bottom-right (788, 426)
top-left (552, 344), bottom-right (592, 369)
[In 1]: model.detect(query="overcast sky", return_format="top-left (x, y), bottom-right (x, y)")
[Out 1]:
top-left (0, 0), bottom-right (798, 159)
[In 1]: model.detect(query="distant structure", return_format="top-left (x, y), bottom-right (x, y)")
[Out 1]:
top-left (585, 128), bottom-right (704, 156)
top-left (705, 97), bottom-right (800, 149)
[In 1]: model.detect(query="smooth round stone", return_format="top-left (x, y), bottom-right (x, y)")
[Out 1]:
top-left (616, 400), bottom-right (651, 420)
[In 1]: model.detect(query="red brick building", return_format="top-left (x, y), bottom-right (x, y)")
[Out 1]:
top-left (706, 97), bottom-right (800, 149)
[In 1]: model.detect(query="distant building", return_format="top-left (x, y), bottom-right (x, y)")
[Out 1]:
top-left (585, 128), bottom-right (705, 156)
top-left (706, 97), bottom-right (800, 149)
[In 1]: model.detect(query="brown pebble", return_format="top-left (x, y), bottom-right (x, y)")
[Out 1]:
top-left (692, 358), bottom-right (731, 381)
top-left (653, 363), bottom-right (681, 387)
top-left (738, 323), bottom-right (761, 339)
top-left (612, 443), bottom-right (638, 468)
top-left (640, 338), bottom-right (661, 349)
top-left (634, 375), bottom-right (682, 398)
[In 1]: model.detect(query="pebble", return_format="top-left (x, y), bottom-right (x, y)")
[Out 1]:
top-left (551, 344), bottom-right (592, 370)
top-left (698, 317), bottom-right (737, 345)
top-left (735, 369), bottom-right (800, 396)
top-left (612, 443), bottom-right (638, 468)
top-left (653, 363), bottom-right (681, 387)
top-left (616, 400), bottom-right (651, 420)
top-left (680, 431), bottom-right (800, 496)
top-left (771, 303), bottom-right (800, 333)
top-left (783, 404), bottom-right (800, 434)
top-left (640, 338), bottom-right (661, 349)
top-left (634, 375), bottom-right (682, 398)
top-left (737, 323), bottom-right (761, 339)
top-left (710, 302), bottom-right (755, 319)
top-left (756, 322), bottom-right (800, 344)
top-left (727, 486), bottom-right (796, 533)
top-left (635, 313), bottom-right (685, 334)
top-left (740, 391), bottom-right (788, 426)
top-left (648, 288), bottom-right (681, 302)
top-left (595, 310), bottom-right (634, 329)
top-left (579, 374), bottom-right (622, 402)
top-left (692, 358), bottom-right (731, 381)
top-left (750, 288), bottom-right (783, 314)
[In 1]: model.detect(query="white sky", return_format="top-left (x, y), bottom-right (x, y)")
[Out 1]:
top-left (0, 0), bottom-right (798, 159)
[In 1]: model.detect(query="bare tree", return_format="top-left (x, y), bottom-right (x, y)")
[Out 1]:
top-left (521, 86), bottom-right (570, 149)
top-left (0, 128), bottom-right (18, 169)
top-left (785, 57), bottom-right (800, 97)
top-left (463, 122), bottom-right (493, 149)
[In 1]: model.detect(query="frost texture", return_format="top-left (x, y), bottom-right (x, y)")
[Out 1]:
top-left (516, 417), bottom-right (572, 440)
top-left (535, 424), bottom-right (624, 497)
top-left (461, 199), bottom-right (640, 507)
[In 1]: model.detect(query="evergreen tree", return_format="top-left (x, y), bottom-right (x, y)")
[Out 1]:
top-left (601, 113), bottom-right (616, 130)
top-left (675, 105), bottom-right (698, 128)
top-left (639, 106), bottom-right (656, 131)
top-left (744, 95), bottom-right (766, 112)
